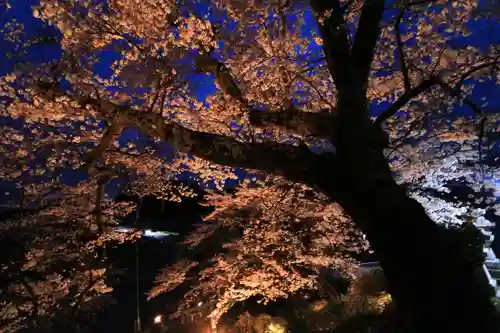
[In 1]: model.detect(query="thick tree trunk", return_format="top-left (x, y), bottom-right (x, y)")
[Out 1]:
top-left (335, 180), bottom-right (498, 332)
top-left (328, 102), bottom-right (499, 332)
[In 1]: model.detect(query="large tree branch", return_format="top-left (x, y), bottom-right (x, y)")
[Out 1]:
top-left (195, 55), bottom-right (247, 105)
top-left (249, 108), bottom-right (336, 139)
top-left (195, 42), bottom-right (339, 140)
top-left (373, 75), bottom-right (485, 129)
top-left (437, 80), bottom-right (484, 117)
top-left (32, 83), bottom-right (339, 190)
top-left (394, 0), bottom-right (437, 92)
top-left (373, 76), bottom-right (438, 127)
top-left (161, 122), bottom-right (338, 187)
top-left (454, 56), bottom-right (500, 91)
top-left (82, 122), bottom-right (123, 171)
top-left (351, 0), bottom-right (386, 92)
top-left (310, 0), bottom-right (354, 91)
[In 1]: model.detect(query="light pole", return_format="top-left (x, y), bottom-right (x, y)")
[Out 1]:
top-left (135, 196), bottom-right (142, 333)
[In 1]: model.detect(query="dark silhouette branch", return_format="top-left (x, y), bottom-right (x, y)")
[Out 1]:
top-left (351, 0), bottom-right (386, 92)
top-left (161, 122), bottom-right (339, 189)
top-left (92, 168), bottom-right (117, 233)
top-left (82, 122), bottom-right (124, 171)
top-left (298, 56), bottom-right (327, 73)
top-left (310, 0), bottom-right (354, 91)
top-left (71, 269), bottom-right (95, 320)
top-left (454, 56), bottom-right (500, 91)
top-left (395, 9), bottom-right (411, 92)
top-left (0, 204), bottom-right (55, 222)
top-left (437, 80), bottom-right (484, 117)
top-left (195, 55), bottom-right (246, 105)
top-left (374, 56), bottom-right (500, 128)
top-left (374, 76), bottom-right (438, 127)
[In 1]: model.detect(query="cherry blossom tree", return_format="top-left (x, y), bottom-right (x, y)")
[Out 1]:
top-left (148, 152), bottom-right (494, 331)
top-left (149, 179), bottom-right (369, 328)
top-left (1, 0), bottom-right (500, 332)
top-left (391, 114), bottom-right (500, 224)
top-left (0, 172), bottom-right (138, 332)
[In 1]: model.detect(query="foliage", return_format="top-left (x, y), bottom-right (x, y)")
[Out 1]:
top-left (395, 137), bottom-right (500, 226)
top-left (297, 269), bottom-right (391, 333)
top-left (0, 178), bottom-right (138, 332)
top-left (149, 180), bottom-right (369, 327)
top-left (222, 312), bottom-right (288, 333)
top-left (220, 269), bottom-right (392, 333)
top-left (436, 222), bottom-right (487, 266)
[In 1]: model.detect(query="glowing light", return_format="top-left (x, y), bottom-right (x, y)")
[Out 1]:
top-left (311, 299), bottom-right (328, 312)
top-left (144, 229), bottom-right (170, 238)
top-left (153, 314), bottom-right (163, 324)
top-left (115, 227), bottom-right (134, 233)
top-left (268, 323), bottom-right (286, 333)
top-left (198, 301), bottom-right (203, 307)
top-left (114, 227), bottom-right (171, 239)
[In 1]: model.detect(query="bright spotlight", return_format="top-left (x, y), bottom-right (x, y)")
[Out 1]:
top-left (198, 301), bottom-right (203, 307)
top-left (153, 314), bottom-right (163, 324)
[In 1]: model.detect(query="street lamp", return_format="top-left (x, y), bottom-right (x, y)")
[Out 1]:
top-left (153, 314), bottom-right (163, 324)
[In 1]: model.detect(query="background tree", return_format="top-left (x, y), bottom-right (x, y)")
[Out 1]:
top-left (0, 174), bottom-right (138, 332)
top-left (391, 116), bottom-right (500, 225)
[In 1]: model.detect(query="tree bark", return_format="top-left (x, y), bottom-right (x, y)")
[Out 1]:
top-left (329, 77), bottom-right (498, 332)
top-left (329, 86), bottom-right (498, 333)
top-left (330, 159), bottom-right (498, 332)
